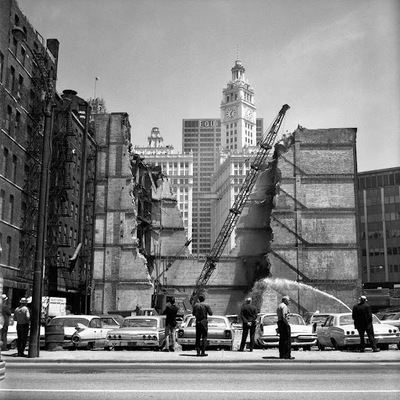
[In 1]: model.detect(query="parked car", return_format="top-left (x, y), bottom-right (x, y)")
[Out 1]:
top-left (177, 315), bottom-right (235, 351)
top-left (99, 314), bottom-right (124, 329)
top-left (316, 312), bottom-right (400, 351)
top-left (105, 315), bottom-right (166, 350)
top-left (226, 314), bottom-right (241, 329)
top-left (47, 315), bottom-right (112, 349)
top-left (377, 311), bottom-right (400, 329)
top-left (305, 312), bottom-right (333, 333)
top-left (255, 313), bottom-right (317, 350)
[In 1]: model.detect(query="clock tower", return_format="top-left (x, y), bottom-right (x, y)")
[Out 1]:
top-left (221, 59), bottom-right (256, 151)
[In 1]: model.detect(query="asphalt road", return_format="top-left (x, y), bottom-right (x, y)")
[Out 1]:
top-left (1, 362), bottom-right (399, 400)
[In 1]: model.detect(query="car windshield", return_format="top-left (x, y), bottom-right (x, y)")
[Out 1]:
top-left (262, 315), bottom-right (278, 326)
top-left (382, 313), bottom-right (398, 320)
top-left (311, 315), bottom-right (330, 323)
top-left (288, 315), bottom-right (305, 325)
top-left (122, 319), bottom-right (157, 328)
top-left (49, 318), bottom-right (89, 327)
top-left (186, 317), bottom-right (227, 328)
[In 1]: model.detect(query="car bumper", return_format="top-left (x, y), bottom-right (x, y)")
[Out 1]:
top-left (257, 336), bottom-right (317, 348)
top-left (106, 339), bottom-right (161, 348)
top-left (177, 338), bottom-right (233, 347)
top-left (343, 334), bottom-right (400, 346)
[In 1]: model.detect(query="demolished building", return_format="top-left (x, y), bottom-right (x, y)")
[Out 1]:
top-left (92, 116), bottom-right (360, 316)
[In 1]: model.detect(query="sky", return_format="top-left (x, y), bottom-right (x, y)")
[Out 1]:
top-left (17, 0), bottom-right (400, 172)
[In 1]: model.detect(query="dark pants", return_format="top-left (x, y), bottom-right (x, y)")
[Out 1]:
top-left (1, 325), bottom-right (9, 351)
top-left (195, 319), bottom-right (208, 355)
top-left (17, 324), bottom-right (29, 356)
top-left (277, 320), bottom-right (291, 359)
top-left (239, 322), bottom-right (256, 351)
top-left (357, 324), bottom-right (377, 351)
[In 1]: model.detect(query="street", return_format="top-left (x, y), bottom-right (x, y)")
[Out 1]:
top-left (1, 362), bottom-right (399, 400)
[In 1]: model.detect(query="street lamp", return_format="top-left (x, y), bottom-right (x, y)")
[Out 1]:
top-left (12, 26), bottom-right (55, 358)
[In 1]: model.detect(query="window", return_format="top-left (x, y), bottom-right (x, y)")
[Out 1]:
top-left (6, 106), bottom-right (12, 132)
top-left (9, 66), bottom-right (16, 93)
top-left (17, 74), bottom-right (23, 100)
top-left (6, 236), bottom-right (12, 265)
top-left (0, 52), bottom-right (4, 83)
top-left (8, 195), bottom-right (14, 224)
top-left (15, 110), bottom-right (21, 134)
top-left (12, 155), bottom-right (17, 182)
top-left (0, 190), bottom-right (5, 219)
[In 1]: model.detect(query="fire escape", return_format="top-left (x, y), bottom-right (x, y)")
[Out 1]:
top-left (46, 103), bottom-right (75, 292)
top-left (18, 49), bottom-right (51, 282)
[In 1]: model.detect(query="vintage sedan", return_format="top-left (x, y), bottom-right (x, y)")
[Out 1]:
top-left (48, 315), bottom-right (113, 349)
top-left (316, 312), bottom-right (400, 350)
top-left (105, 315), bottom-right (166, 350)
top-left (177, 315), bottom-right (235, 351)
top-left (99, 314), bottom-right (124, 329)
top-left (255, 313), bottom-right (317, 350)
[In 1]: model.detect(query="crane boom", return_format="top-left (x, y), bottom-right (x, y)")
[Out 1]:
top-left (190, 104), bottom-right (290, 305)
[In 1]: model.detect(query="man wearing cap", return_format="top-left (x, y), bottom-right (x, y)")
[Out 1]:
top-left (238, 297), bottom-right (258, 352)
top-left (352, 295), bottom-right (380, 352)
top-left (277, 295), bottom-right (294, 359)
top-left (14, 298), bottom-right (31, 357)
top-left (1, 294), bottom-right (12, 351)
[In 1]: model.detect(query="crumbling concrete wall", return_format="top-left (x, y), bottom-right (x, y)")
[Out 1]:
top-left (93, 113), bottom-right (153, 314)
top-left (165, 127), bottom-right (360, 316)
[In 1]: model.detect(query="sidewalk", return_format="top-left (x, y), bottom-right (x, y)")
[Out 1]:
top-left (2, 346), bottom-right (399, 364)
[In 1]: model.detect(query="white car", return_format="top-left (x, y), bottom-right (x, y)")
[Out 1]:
top-left (47, 315), bottom-right (114, 349)
top-left (316, 313), bottom-right (400, 350)
top-left (255, 313), bottom-right (317, 350)
top-left (177, 315), bottom-right (235, 351)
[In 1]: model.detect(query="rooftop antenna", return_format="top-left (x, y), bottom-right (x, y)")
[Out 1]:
top-left (236, 44), bottom-right (239, 60)
top-left (94, 76), bottom-right (99, 99)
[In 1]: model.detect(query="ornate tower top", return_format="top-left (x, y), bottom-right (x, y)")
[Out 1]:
top-left (231, 59), bottom-right (245, 82)
top-left (148, 127), bottom-right (164, 147)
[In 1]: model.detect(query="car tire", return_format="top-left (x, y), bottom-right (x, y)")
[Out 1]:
top-left (378, 344), bottom-right (389, 351)
top-left (8, 339), bottom-right (17, 350)
top-left (332, 339), bottom-right (342, 351)
top-left (104, 346), bottom-right (114, 351)
top-left (317, 341), bottom-right (325, 351)
top-left (302, 346), bottom-right (311, 351)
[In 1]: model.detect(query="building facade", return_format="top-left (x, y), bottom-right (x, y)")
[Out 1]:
top-left (357, 167), bottom-right (400, 305)
top-left (134, 127), bottom-right (193, 247)
top-left (0, 1), bottom-right (96, 313)
top-left (0, 0), bottom-right (59, 307)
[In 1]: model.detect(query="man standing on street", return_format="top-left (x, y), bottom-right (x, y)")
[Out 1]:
top-left (277, 295), bottom-right (294, 359)
top-left (14, 297), bottom-right (30, 357)
top-left (1, 294), bottom-right (11, 351)
top-left (192, 294), bottom-right (213, 357)
top-left (162, 297), bottom-right (179, 352)
top-left (352, 295), bottom-right (380, 352)
top-left (238, 297), bottom-right (258, 352)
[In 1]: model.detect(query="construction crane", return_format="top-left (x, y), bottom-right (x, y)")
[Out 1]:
top-left (190, 104), bottom-right (290, 305)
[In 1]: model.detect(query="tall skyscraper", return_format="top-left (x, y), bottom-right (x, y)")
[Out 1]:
top-left (183, 59), bottom-right (263, 256)
top-left (182, 119), bottom-right (221, 255)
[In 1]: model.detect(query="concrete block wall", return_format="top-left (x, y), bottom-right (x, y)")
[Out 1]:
top-left (92, 113), bottom-right (152, 314)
